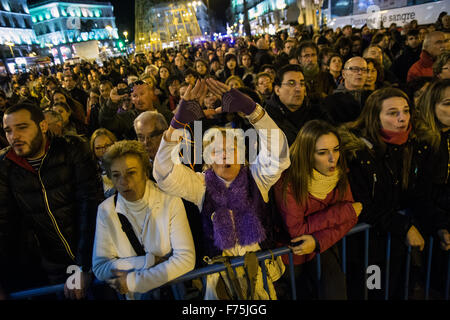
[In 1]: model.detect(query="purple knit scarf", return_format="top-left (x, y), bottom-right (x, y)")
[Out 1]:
top-left (202, 166), bottom-right (266, 251)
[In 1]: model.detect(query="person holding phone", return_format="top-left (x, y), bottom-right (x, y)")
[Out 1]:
top-left (273, 120), bottom-right (361, 300)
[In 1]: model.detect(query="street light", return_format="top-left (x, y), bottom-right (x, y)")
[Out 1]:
top-left (105, 25), bottom-right (113, 39)
top-left (5, 42), bottom-right (14, 57)
top-left (123, 30), bottom-right (128, 42)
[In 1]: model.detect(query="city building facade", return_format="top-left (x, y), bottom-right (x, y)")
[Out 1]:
top-left (29, 0), bottom-right (118, 64)
top-left (229, 0), bottom-right (300, 36)
top-left (135, 0), bottom-right (210, 52)
top-left (0, 0), bottom-right (39, 73)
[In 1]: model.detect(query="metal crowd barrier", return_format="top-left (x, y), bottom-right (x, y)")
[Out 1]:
top-left (8, 223), bottom-right (450, 300)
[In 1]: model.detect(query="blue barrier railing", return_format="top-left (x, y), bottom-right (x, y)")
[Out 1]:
top-left (8, 223), bottom-right (450, 300)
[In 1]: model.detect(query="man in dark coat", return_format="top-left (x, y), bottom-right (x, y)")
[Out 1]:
top-left (63, 73), bottom-right (88, 110)
top-left (295, 41), bottom-right (336, 104)
top-left (264, 64), bottom-right (321, 146)
top-left (253, 38), bottom-right (274, 74)
top-left (0, 103), bottom-right (103, 298)
top-left (391, 30), bottom-right (422, 83)
top-left (321, 57), bottom-right (373, 126)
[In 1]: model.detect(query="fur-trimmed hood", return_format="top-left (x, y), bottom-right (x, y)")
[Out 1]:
top-left (337, 125), bottom-right (373, 161)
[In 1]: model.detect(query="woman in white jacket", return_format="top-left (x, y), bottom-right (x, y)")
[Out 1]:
top-left (92, 140), bottom-right (195, 300)
top-left (153, 79), bottom-right (291, 299)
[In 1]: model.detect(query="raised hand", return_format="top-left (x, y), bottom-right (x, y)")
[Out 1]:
top-left (182, 79), bottom-right (207, 101)
top-left (206, 78), bottom-right (256, 115)
top-left (170, 79), bottom-right (206, 129)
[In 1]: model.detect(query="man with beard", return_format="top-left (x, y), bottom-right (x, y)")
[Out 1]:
top-left (0, 103), bottom-right (103, 299)
top-left (296, 41), bottom-right (335, 103)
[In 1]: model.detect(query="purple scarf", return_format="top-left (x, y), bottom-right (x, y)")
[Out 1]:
top-left (202, 166), bottom-right (266, 251)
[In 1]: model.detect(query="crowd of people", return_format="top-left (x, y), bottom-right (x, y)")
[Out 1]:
top-left (0, 12), bottom-right (449, 300)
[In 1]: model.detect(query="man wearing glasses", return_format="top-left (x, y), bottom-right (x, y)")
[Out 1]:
top-left (321, 57), bottom-right (373, 126)
top-left (264, 64), bottom-right (321, 146)
top-left (133, 110), bottom-right (167, 172)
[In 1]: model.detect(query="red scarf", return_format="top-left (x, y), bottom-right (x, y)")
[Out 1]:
top-left (380, 124), bottom-right (412, 145)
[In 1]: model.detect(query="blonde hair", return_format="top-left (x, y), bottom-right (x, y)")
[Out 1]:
top-left (225, 75), bottom-right (244, 88)
top-left (89, 128), bottom-right (117, 154)
top-left (202, 127), bottom-right (247, 171)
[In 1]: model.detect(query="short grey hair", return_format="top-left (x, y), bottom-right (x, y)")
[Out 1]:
top-left (133, 110), bottom-right (168, 132)
top-left (423, 31), bottom-right (445, 51)
top-left (102, 140), bottom-right (150, 179)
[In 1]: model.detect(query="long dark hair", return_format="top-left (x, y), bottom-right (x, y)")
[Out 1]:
top-left (282, 120), bottom-right (349, 206)
top-left (347, 87), bottom-right (414, 189)
top-left (415, 79), bottom-right (450, 150)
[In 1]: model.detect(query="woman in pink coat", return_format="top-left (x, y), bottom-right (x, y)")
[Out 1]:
top-left (274, 120), bottom-right (361, 300)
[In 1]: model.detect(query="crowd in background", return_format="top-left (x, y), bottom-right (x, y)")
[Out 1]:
top-left (0, 11), bottom-right (449, 300)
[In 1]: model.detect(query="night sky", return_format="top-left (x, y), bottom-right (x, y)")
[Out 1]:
top-left (26, 0), bottom-right (229, 40)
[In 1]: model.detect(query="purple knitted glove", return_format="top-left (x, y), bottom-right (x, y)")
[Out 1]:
top-left (222, 88), bottom-right (256, 115)
top-left (170, 99), bottom-right (204, 129)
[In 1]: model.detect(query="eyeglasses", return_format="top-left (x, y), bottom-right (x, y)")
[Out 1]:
top-left (301, 53), bottom-right (317, 59)
top-left (345, 66), bottom-right (369, 73)
top-left (281, 80), bottom-right (306, 88)
top-left (137, 129), bottom-right (165, 141)
top-left (132, 80), bottom-right (146, 87)
top-left (95, 143), bottom-right (113, 152)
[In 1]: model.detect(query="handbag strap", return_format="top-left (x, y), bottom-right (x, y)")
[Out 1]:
top-left (114, 193), bottom-right (146, 256)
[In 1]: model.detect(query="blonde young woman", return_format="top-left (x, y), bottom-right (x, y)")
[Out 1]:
top-left (153, 79), bottom-right (290, 299)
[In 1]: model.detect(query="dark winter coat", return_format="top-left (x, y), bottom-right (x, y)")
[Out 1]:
top-left (339, 127), bottom-right (433, 239)
top-left (0, 135), bottom-right (104, 280)
top-left (391, 45), bottom-right (421, 83)
top-left (321, 86), bottom-right (373, 126)
top-left (428, 129), bottom-right (450, 233)
top-left (264, 94), bottom-right (321, 146)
